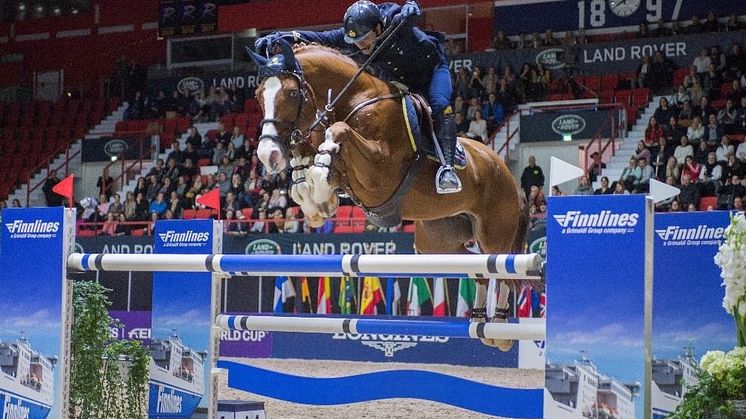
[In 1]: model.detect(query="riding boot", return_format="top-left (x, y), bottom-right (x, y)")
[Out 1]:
top-left (433, 111), bottom-right (462, 194)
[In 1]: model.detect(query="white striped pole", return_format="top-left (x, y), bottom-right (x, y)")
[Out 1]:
top-left (216, 315), bottom-right (546, 341)
top-left (67, 253), bottom-right (543, 279)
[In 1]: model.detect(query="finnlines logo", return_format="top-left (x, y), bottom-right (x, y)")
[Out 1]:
top-left (158, 230), bottom-right (209, 247)
top-left (4, 219), bottom-right (60, 239)
top-left (655, 225), bottom-right (725, 246)
top-left (554, 210), bottom-right (638, 235)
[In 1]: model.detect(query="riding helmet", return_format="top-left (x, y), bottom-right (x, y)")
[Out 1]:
top-left (343, 0), bottom-right (382, 44)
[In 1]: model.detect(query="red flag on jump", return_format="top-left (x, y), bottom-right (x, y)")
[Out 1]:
top-left (52, 175), bottom-right (74, 208)
top-left (196, 188), bottom-right (221, 219)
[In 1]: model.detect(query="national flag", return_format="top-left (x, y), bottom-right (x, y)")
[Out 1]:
top-left (196, 188), bottom-right (221, 219)
top-left (360, 277), bottom-right (385, 315)
top-left (316, 276), bottom-right (332, 314)
top-left (517, 285), bottom-right (533, 318)
top-left (338, 277), bottom-right (357, 314)
top-left (540, 291), bottom-right (546, 318)
top-left (486, 278), bottom-right (499, 318)
top-left (386, 278), bottom-right (402, 315)
top-left (531, 287), bottom-right (542, 317)
top-left (406, 277), bottom-right (432, 316)
top-left (432, 277), bottom-right (448, 316)
top-left (456, 278), bottom-right (476, 317)
top-left (52, 174), bottom-right (74, 207)
top-left (300, 277), bottom-right (312, 313)
top-left (273, 276), bottom-right (296, 313)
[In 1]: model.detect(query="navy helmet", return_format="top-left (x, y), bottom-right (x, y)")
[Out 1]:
top-left (343, 0), bottom-right (382, 44)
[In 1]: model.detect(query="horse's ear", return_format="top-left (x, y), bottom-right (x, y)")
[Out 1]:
top-left (245, 46), bottom-right (269, 67)
top-left (276, 39), bottom-right (299, 73)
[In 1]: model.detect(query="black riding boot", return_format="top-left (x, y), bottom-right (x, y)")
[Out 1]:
top-left (433, 112), bottom-right (462, 194)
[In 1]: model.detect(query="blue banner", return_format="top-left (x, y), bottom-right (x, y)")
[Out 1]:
top-left (651, 211), bottom-right (732, 417)
top-left (1, 207), bottom-right (69, 419)
top-left (494, 1), bottom-right (746, 35)
top-left (545, 195), bottom-right (647, 419)
top-left (151, 219), bottom-right (215, 418)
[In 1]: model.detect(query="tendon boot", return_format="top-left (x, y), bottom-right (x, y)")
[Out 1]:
top-left (433, 111), bottom-right (462, 194)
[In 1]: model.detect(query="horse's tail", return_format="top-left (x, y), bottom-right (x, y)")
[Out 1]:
top-left (511, 186), bottom-right (530, 254)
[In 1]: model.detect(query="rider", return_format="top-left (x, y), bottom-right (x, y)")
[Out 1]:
top-left (255, 0), bottom-right (462, 194)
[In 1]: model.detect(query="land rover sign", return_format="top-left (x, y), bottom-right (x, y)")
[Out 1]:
top-left (245, 239), bottom-right (282, 254)
top-left (104, 139), bottom-right (128, 157)
top-left (535, 48), bottom-right (565, 70)
top-left (551, 114), bottom-right (586, 136)
top-left (177, 77), bottom-right (204, 97)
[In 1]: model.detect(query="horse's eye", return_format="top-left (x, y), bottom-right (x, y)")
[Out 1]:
top-left (289, 90), bottom-right (299, 98)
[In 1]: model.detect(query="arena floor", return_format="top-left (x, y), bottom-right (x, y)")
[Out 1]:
top-left (218, 358), bottom-right (543, 419)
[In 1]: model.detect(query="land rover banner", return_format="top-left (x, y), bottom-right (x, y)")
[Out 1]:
top-left (519, 109), bottom-right (616, 142)
top-left (81, 136), bottom-right (150, 162)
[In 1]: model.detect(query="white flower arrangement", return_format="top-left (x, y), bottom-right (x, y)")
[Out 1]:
top-left (714, 212), bottom-right (746, 347)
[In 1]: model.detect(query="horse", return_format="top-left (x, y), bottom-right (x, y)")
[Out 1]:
top-left (248, 42), bottom-right (528, 349)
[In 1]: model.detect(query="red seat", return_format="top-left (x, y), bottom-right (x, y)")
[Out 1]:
top-left (626, 106), bottom-right (639, 126)
top-left (241, 208), bottom-right (254, 219)
top-left (601, 75), bottom-right (619, 91)
top-left (177, 117), bottom-right (191, 133)
top-left (195, 209), bottom-right (213, 219)
top-left (350, 206), bottom-right (366, 232)
top-left (585, 76), bottom-right (602, 92)
top-left (632, 88), bottom-right (650, 108)
top-left (183, 209), bottom-right (197, 219)
top-left (401, 223), bottom-right (415, 233)
top-left (548, 93), bottom-right (563, 101)
top-left (599, 90), bottom-right (614, 104)
top-left (711, 99), bottom-right (727, 110)
top-left (721, 83), bottom-right (732, 99)
top-left (615, 89), bottom-right (632, 106)
top-left (333, 225), bottom-right (356, 233)
top-left (131, 228), bottom-right (146, 236)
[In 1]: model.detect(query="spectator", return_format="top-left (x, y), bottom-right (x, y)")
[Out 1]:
top-left (216, 122), bottom-right (231, 145)
top-left (542, 29), bottom-right (559, 46)
top-left (166, 142), bottom-right (182, 166)
top-left (482, 66), bottom-right (498, 96)
top-left (734, 196), bottom-right (744, 211)
top-left (701, 152), bottom-right (723, 195)
top-left (231, 126), bottom-right (245, 150)
top-left (97, 168), bottom-right (114, 201)
top-left (670, 20), bottom-right (683, 36)
top-left (689, 78), bottom-right (705, 105)
top-left (465, 97), bottom-right (481, 120)
top-left (491, 31), bottom-right (512, 50)
top-left (683, 65), bottom-right (699, 88)
top-left (468, 110), bottom-right (488, 143)
top-left (652, 18), bottom-right (669, 37)
top-left (42, 170), bottom-right (63, 207)
top-left (637, 22), bottom-right (650, 38)
top-left (108, 193), bottom-right (123, 217)
top-left (520, 156), bottom-right (545, 197)
top-left (719, 100), bottom-right (738, 133)
top-left (225, 210), bottom-right (248, 236)
top-left (123, 192), bottom-right (137, 220)
top-left (695, 96), bottom-right (713, 122)
top-left (637, 157), bottom-right (655, 192)
top-left (686, 117), bottom-right (705, 144)
top-left (737, 97), bottom-right (746, 133)
top-left (174, 175), bottom-right (189, 198)
top-left (703, 63), bottom-right (721, 98)
top-left (134, 192), bottom-right (149, 220)
top-left (724, 14), bottom-right (741, 32)
top-left (587, 151), bottom-right (606, 183)
top-left (594, 176), bottom-right (613, 194)
top-left (11, 199), bottom-right (21, 208)
top-left (114, 213), bottom-right (130, 236)
top-left (634, 140), bottom-right (651, 163)
top-left (495, 77), bottom-right (517, 111)
top-left (716, 135), bottom-right (734, 162)
top-left (268, 188), bottom-right (288, 213)
top-left (704, 114), bottom-right (725, 147)
top-left (671, 85), bottom-right (691, 109)
top-left (620, 157), bottom-right (642, 192)
top-left (180, 158), bottom-right (198, 180)
top-left (468, 67), bottom-right (485, 99)
top-left (703, 11), bottom-right (720, 32)
top-left (711, 46), bottom-right (727, 73)
top-left (681, 155), bottom-right (702, 182)
top-left (454, 113), bottom-right (469, 136)
top-left (727, 80), bottom-right (744, 104)
top-left (723, 155), bottom-right (744, 180)
top-left (573, 175), bottom-right (593, 195)
top-left (678, 173), bottom-right (701, 209)
top-left (481, 93), bottom-right (504, 133)
top-left (635, 55), bottom-right (652, 89)
top-left (251, 210), bottom-right (267, 233)
top-left (655, 176), bottom-right (680, 211)
top-left (686, 15), bottom-right (704, 34)
top-left (650, 51), bottom-right (673, 91)
top-left (454, 68), bottom-right (469, 100)
top-left (717, 175), bottom-right (746, 209)
top-left (670, 199), bottom-right (682, 212)
top-left (283, 208), bottom-right (301, 233)
top-left (149, 192), bottom-right (167, 217)
top-left (163, 158), bottom-right (180, 182)
top-left (674, 136), bottom-right (694, 165)
top-left (452, 95), bottom-right (467, 120)
top-left (665, 156), bottom-right (681, 182)
top-left (168, 191), bottom-right (184, 218)
top-left (101, 213), bottom-right (117, 236)
top-left (653, 97), bottom-right (673, 124)
top-left (663, 116), bottom-right (681, 143)
top-left (652, 137), bottom-right (672, 180)
top-left (212, 142), bottom-right (227, 166)
top-left (613, 181), bottom-right (629, 194)
top-left (695, 140), bottom-right (710, 164)
top-left (724, 44), bottom-right (745, 82)
top-left (693, 48), bottom-right (712, 75)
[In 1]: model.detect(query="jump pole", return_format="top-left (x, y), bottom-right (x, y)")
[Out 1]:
top-left (67, 253), bottom-right (543, 279)
top-left (216, 315), bottom-right (546, 341)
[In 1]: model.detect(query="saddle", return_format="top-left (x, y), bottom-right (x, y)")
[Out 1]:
top-left (403, 93), bottom-right (467, 170)
top-left (356, 92), bottom-right (467, 229)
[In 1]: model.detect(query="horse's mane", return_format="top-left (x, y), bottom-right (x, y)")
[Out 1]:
top-left (292, 43), bottom-right (360, 72)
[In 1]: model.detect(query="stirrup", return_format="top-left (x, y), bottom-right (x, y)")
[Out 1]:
top-left (435, 166), bottom-right (462, 194)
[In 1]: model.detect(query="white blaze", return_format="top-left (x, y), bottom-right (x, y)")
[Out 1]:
top-left (257, 76), bottom-right (285, 170)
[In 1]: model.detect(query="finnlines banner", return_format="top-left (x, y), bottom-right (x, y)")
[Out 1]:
top-left (520, 109), bottom-right (615, 142)
top-left (545, 195), bottom-right (647, 419)
top-left (151, 219), bottom-right (217, 418)
top-left (652, 211), bottom-right (733, 417)
top-left (81, 136), bottom-right (151, 162)
top-left (0, 207), bottom-right (73, 419)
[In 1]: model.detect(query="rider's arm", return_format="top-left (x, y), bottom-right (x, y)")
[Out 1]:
top-left (287, 28), bottom-right (347, 49)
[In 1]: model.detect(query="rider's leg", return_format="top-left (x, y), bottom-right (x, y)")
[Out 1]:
top-left (429, 63), bottom-right (462, 194)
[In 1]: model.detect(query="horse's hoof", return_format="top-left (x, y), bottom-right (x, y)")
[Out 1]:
top-left (470, 309), bottom-right (515, 352)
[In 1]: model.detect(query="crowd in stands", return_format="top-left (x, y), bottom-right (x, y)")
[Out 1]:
top-left (123, 85), bottom-right (245, 123)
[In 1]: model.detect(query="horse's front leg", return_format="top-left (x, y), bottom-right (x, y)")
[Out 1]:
top-left (306, 122), bottom-right (383, 204)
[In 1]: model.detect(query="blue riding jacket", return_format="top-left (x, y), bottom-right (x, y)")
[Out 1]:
top-left (275, 2), bottom-right (452, 115)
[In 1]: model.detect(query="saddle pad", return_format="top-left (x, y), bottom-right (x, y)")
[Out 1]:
top-left (402, 96), bottom-right (467, 170)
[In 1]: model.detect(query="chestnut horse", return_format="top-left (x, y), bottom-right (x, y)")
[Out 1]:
top-left (250, 43), bottom-right (528, 348)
